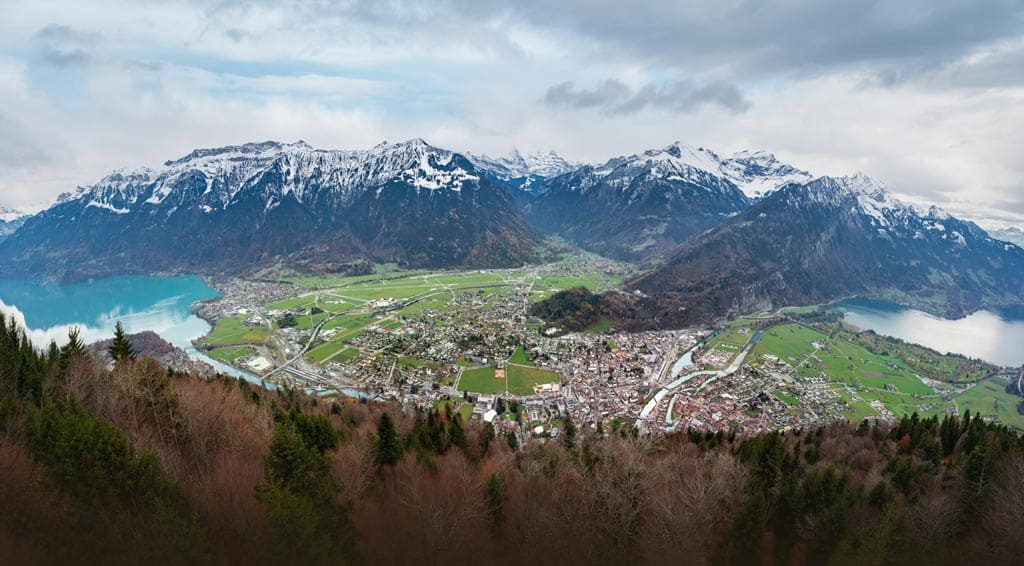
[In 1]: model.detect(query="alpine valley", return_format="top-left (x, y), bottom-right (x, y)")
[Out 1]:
top-left (2, 138), bottom-right (1023, 326)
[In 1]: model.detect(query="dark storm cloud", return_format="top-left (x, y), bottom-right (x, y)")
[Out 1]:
top-left (32, 24), bottom-right (99, 68)
top-left (543, 79), bottom-right (751, 115)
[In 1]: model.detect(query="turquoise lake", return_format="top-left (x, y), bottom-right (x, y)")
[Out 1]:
top-left (0, 275), bottom-right (252, 378)
top-left (833, 298), bottom-right (1024, 367)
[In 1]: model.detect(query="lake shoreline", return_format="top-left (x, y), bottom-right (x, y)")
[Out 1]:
top-left (830, 297), bottom-right (1024, 368)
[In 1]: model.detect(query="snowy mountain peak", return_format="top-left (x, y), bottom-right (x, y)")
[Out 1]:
top-left (922, 205), bottom-right (952, 220)
top-left (721, 150), bottom-right (813, 199)
top-left (522, 149), bottom-right (578, 178)
top-left (836, 172), bottom-right (887, 194)
top-left (466, 148), bottom-right (579, 183)
top-left (644, 142), bottom-right (723, 173)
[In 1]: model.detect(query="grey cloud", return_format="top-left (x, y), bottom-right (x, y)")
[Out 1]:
top-left (543, 79), bottom-right (751, 115)
top-left (32, 24), bottom-right (100, 68)
top-left (499, 0), bottom-right (1024, 85)
top-left (218, 1), bottom-right (1024, 87)
top-left (542, 80), bottom-right (631, 110)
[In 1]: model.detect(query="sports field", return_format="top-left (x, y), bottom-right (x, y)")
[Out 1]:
top-left (457, 365), bottom-right (561, 395)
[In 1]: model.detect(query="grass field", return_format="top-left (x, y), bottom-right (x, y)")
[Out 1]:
top-left (752, 324), bottom-right (825, 364)
top-left (707, 327), bottom-right (753, 351)
top-left (457, 367), bottom-right (506, 394)
top-left (291, 311), bottom-right (330, 330)
top-left (509, 345), bottom-right (533, 366)
top-left (457, 365), bottom-right (562, 396)
top-left (321, 313), bottom-right (376, 332)
top-left (774, 389), bottom-right (798, 406)
top-left (207, 345), bottom-right (253, 363)
top-left (266, 294), bottom-right (318, 311)
top-left (397, 296), bottom-right (453, 316)
top-left (307, 341), bottom-right (354, 364)
top-left (746, 322), bottom-right (954, 419)
top-left (398, 356), bottom-right (439, 368)
top-left (197, 317), bottom-right (268, 347)
top-left (507, 365), bottom-right (561, 395)
top-left (954, 377), bottom-right (1024, 430)
top-left (829, 384), bottom-right (881, 421)
top-left (752, 323), bottom-right (937, 395)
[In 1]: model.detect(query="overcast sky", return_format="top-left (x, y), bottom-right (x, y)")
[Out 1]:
top-left (2, 0), bottom-right (1023, 228)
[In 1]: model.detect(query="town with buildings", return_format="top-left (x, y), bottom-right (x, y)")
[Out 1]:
top-left (190, 256), bottom-right (1023, 442)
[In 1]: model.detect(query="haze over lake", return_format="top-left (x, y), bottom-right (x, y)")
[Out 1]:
top-left (833, 298), bottom-right (1024, 367)
top-left (0, 275), bottom-right (219, 351)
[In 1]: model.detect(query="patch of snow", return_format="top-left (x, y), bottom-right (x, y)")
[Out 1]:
top-left (85, 201), bottom-right (130, 214)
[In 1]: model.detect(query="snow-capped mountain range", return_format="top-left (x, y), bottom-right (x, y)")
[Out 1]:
top-left (466, 148), bottom-right (579, 182)
top-left (574, 142), bottom-right (813, 199)
top-left (628, 172), bottom-right (1024, 326)
top-left (62, 139), bottom-right (484, 217)
top-left (520, 142), bottom-right (804, 259)
top-left (0, 139), bottom-right (537, 280)
top-left (3, 135), bottom-right (1022, 326)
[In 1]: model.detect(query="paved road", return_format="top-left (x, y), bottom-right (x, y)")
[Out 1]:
top-left (264, 315), bottom-right (332, 379)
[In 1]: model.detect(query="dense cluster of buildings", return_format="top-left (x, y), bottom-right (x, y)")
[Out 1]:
top-left (193, 263), bottom-right (876, 438)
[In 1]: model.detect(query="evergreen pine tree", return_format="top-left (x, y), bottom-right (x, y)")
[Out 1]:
top-left (505, 430), bottom-right (519, 451)
top-left (108, 321), bottom-right (136, 363)
top-left (59, 327), bottom-right (87, 374)
top-left (373, 412), bottom-right (403, 467)
top-left (562, 412), bottom-right (577, 451)
top-left (449, 414), bottom-right (467, 449)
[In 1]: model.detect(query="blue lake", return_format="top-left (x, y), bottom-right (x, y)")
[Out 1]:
top-left (0, 275), bottom-right (253, 379)
top-left (832, 298), bottom-right (1024, 367)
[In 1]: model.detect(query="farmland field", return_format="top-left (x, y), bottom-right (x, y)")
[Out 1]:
top-left (954, 377), bottom-right (1024, 430)
top-left (197, 317), bottom-right (268, 347)
top-left (742, 321), bottom-right (961, 420)
top-left (207, 345), bottom-right (253, 363)
top-left (308, 341), bottom-right (355, 365)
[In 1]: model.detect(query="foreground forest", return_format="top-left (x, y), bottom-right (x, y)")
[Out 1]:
top-left (1, 313), bottom-right (1023, 565)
